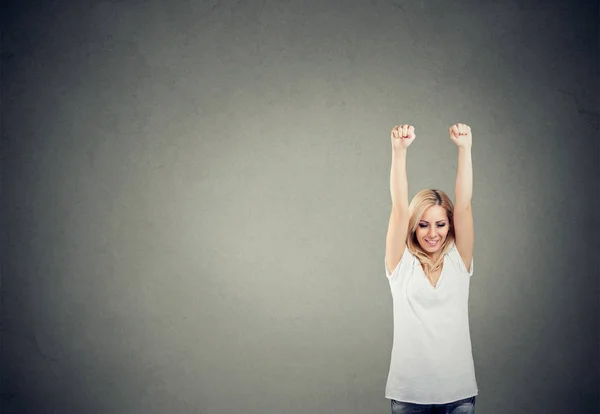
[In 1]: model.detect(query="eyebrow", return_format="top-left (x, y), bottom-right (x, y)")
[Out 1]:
top-left (419, 220), bottom-right (447, 224)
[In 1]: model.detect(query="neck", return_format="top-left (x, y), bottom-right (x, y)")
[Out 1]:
top-left (427, 251), bottom-right (442, 262)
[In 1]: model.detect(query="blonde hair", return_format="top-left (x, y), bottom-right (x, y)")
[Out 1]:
top-left (407, 189), bottom-right (455, 275)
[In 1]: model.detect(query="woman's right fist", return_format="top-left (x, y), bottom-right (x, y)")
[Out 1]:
top-left (391, 124), bottom-right (416, 149)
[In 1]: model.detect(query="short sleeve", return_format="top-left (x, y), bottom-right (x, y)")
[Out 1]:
top-left (385, 245), bottom-right (414, 281)
top-left (449, 243), bottom-right (474, 276)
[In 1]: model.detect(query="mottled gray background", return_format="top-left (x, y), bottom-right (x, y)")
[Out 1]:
top-left (2, 0), bottom-right (598, 413)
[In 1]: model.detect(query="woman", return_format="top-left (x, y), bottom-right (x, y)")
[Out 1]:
top-left (384, 123), bottom-right (478, 414)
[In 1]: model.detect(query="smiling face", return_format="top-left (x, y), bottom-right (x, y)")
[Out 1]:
top-left (415, 205), bottom-right (450, 255)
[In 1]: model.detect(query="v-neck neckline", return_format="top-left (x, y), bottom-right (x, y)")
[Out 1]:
top-left (419, 255), bottom-right (446, 290)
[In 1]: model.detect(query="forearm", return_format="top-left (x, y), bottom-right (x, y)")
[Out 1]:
top-left (390, 148), bottom-right (409, 211)
top-left (455, 146), bottom-right (473, 209)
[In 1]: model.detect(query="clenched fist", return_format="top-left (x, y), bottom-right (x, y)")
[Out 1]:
top-left (391, 124), bottom-right (416, 150)
top-left (449, 123), bottom-right (472, 148)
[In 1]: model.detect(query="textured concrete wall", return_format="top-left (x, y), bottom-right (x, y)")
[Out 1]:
top-left (2, 0), bottom-right (598, 413)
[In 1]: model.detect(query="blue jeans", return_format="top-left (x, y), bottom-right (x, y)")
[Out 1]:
top-left (391, 396), bottom-right (476, 414)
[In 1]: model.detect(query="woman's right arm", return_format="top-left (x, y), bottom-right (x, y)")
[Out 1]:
top-left (385, 125), bottom-right (415, 274)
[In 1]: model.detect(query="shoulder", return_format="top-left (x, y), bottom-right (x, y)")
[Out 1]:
top-left (386, 245), bottom-right (417, 281)
top-left (445, 242), bottom-right (474, 276)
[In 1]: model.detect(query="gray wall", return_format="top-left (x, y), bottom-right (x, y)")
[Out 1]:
top-left (2, 0), bottom-right (598, 413)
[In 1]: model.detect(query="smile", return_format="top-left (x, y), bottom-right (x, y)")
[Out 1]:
top-left (424, 239), bottom-right (439, 246)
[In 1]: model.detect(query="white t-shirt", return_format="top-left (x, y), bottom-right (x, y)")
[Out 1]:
top-left (384, 242), bottom-right (478, 404)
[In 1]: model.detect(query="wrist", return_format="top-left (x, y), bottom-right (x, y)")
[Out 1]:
top-left (392, 146), bottom-right (408, 156)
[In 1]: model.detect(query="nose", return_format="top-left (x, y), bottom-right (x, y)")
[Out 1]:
top-left (428, 226), bottom-right (437, 238)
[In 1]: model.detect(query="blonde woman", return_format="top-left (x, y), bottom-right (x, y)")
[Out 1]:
top-left (384, 124), bottom-right (477, 414)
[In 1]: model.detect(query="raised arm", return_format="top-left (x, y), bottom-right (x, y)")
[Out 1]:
top-left (385, 125), bottom-right (416, 274)
top-left (449, 123), bottom-right (474, 272)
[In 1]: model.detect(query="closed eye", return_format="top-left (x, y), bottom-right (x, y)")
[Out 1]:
top-left (419, 223), bottom-right (447, 228)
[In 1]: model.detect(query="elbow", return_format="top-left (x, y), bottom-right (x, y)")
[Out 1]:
top-left (454, 202), bottom-right (472, 212)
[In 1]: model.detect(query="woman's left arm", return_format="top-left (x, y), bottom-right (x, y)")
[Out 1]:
top-left (450, 123), bottom-right (473, 272)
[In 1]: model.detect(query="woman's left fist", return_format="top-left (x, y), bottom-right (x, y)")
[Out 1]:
top-left (449, 123), bottom-right (472, 148)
